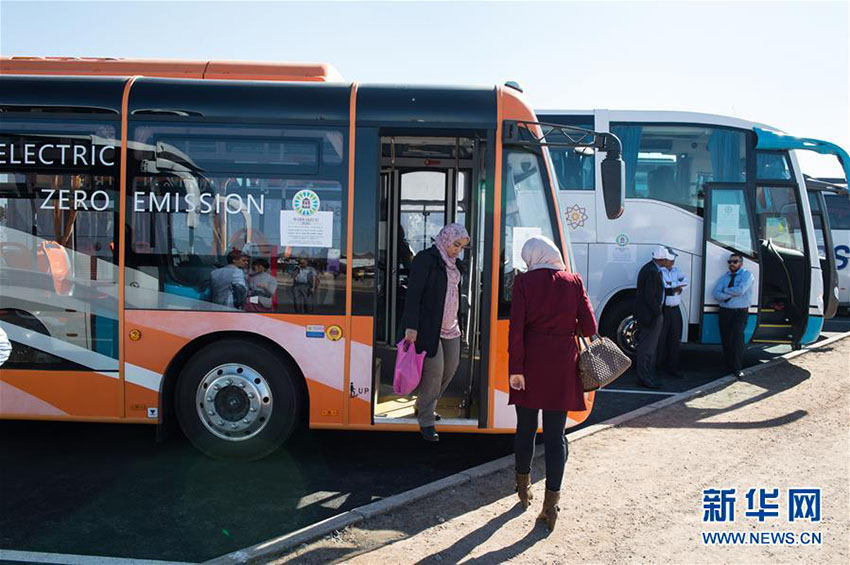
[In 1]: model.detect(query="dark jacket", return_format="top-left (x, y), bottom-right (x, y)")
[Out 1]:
top-left (508, 269), bottom-right (597, 411)
top-left (634, 260), bottom-right (664, 327)
top-left (400, 245), bottom-right (461, 358)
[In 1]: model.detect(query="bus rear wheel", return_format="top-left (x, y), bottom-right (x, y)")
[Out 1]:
top-left (600, 299), bottom-right (639, 358)
top-left (175, 340), bottom-right (301, 460)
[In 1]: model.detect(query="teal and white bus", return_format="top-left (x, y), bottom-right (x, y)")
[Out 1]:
top-left (537, 110), bottom-right (850, 354)
top-left (817, 178), bottom-right (850, 312)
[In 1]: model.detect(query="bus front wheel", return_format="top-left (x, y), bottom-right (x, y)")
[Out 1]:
top-left (175, 339), bottom-right (301, 460)
top-left (600, 300), bottom-right (639, 358)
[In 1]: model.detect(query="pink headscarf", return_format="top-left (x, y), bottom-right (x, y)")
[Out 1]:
top-left (434, 223), bottom-right (469, 339)
top-left (434, 223), bottom-right (470, 270)
top-left (521, 235), bottom-right (566, 271)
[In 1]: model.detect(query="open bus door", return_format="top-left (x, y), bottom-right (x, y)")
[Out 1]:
top-left (701, 184), bottom-right (761, 346)
top-left (805, 177), bottom-right (845, 319)
top-left (702, 180), bottom-right (812, 348)
top-left (373, 134), bottom-right (488, 427)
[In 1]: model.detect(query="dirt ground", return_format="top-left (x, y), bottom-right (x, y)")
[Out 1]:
top-left (274, 337), bottom-right (850, 564)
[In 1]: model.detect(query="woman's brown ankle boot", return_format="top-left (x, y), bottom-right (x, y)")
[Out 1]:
top-left (515, 473), bottom-right (533, 509)
top-left (538, 489), bottom-right (560, 530)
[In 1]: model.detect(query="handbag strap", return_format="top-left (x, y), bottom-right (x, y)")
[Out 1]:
top-left (578, 333), bottom-right (602, 349)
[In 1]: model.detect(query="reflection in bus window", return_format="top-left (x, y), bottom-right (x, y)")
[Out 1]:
top-left (500, 150), bottom-right (557, 309)
top-left (0, 127), bottom-right (120, 367)
top-left (126, 126), bottom-right (347, 314)
top-left (611, 124), bottom-right (747, 215)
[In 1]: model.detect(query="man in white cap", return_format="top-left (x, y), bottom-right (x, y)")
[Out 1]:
top-left (633, 245), bottom-right (673, 389)
top-left (657, 247), bottom-right (688, 378)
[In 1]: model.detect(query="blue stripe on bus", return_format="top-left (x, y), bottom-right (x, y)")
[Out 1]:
top-left (700, 313), bottom-right (757, 344)
top-left (800, 316), bottom-right (824, 345)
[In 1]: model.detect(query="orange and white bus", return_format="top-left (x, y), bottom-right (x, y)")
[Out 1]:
top-left (0, 57), bottom-right (623, 459)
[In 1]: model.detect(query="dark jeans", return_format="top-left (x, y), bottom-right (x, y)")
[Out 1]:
top-left (657, 306), bottom-right (683, 373)
top-left (636, 314), bottom-right (664, 385)
top-left (718, 307), bottom-right (748, 372)
top-left (514, 406), bottom-right (568, 492)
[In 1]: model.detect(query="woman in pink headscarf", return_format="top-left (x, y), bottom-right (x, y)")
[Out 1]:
top-left (401, 223), bottom-right (470, 442)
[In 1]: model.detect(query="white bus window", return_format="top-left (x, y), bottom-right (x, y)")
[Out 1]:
top-left (612, 124), bottom-right (747, 215)
top-left (709, 189), bottom-right (755, 256)
top-left (400, 171), bottom-right (447, 253)
top-left (126, 125), bottom-right (348, 314)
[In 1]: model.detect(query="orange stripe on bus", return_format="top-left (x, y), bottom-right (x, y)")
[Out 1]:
top-left (343, 82), bottom-right (358, 426)
top-left (488, 87), bottom-right (504, 429)
top-left (1, 371), bottom-right (121, 418)
top-left (125, 381), bottom-right (160, 418)
top-left (306, 379), bottom-right (344, 425)
top-left (0, 57), bottom-right (343, 82)
top-left (119, 76), bottom-right (138, 419)
top-left (123, 319), bottom-right (190, 375)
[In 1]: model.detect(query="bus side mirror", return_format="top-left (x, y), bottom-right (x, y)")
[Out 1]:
top-left (601, 152), bottom-right (625, 219)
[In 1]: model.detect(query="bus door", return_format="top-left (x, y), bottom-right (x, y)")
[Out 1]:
top-left (374, 135), bottom-right (487, 426)
top-left (751, 184), bottom-right (811, 347)
top-left (700, 184), bottom-right (761, 345)
top-left (805, 179), bottom-right (841, 319)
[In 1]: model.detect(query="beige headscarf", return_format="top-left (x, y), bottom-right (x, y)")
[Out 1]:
top-left (521, 235), bottom-right (566, 271)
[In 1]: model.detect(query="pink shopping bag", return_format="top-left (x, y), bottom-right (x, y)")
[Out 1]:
top-left (393, 339), bottom-right (426, 395)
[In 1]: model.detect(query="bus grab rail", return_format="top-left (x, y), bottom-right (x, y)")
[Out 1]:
top-left (502, 120), bottom-right (622, 158)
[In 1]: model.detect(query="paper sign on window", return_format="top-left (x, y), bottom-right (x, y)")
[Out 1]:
top-left (512, 227), bottom-right (542, 270)
top-left (280, 210), bottom-right (333, 248)
top-left (280, 189), bottom-right (333, 248)
top-left (716, 204), bottom-right (740, 235)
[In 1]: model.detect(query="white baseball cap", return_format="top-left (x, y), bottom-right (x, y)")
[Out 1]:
top-left (651, 245), bottom-right (674, 260)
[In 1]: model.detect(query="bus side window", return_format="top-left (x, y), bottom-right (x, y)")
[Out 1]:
top-left (126, 125), bottom-right (349, 314)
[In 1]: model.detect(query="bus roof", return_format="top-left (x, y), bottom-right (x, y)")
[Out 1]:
top-left (537, 109), bottom-right (778, 133)
top-left (0, 56), bottom-right (345, 82)
top-left (0, 75), bottom-right (500, 129)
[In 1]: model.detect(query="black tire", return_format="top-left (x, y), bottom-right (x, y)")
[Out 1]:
top-left (599, 298), bottom-right (639, 358)
top-left (175, 339), bottom-right (302, 460)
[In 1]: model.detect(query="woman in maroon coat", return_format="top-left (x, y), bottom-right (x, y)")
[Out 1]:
top-left (508, 235), bottom-right (597, 530)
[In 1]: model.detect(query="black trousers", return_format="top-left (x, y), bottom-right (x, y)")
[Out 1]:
top-left (718, 308), bottom-right (748, 372)
top-left (636, 314), bottom-right (664, 385)
top-left (657, 306), bottom-right (683, 373)
top-left (514, 406), bottom-right (568, 492)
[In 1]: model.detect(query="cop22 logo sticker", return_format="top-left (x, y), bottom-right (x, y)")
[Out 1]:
top-left (616, 233), bottom-right (630, 247)
top-left (292, 189), bottom-right (320, 216)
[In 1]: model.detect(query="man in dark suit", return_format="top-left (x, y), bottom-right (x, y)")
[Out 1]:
top-left (634, 245), bottom-right (673, 389)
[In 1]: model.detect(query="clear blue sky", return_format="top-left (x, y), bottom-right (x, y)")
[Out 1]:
top-left (2, 0), bottom-right (848, 175)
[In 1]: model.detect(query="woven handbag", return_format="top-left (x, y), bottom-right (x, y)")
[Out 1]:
top-left (577, 334), bottom-right (632, 392)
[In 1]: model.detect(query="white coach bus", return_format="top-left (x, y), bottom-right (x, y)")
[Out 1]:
top-left (818, 179), bottom-right (850, 312)
top-left (537, 110), bottom-right (850, 354)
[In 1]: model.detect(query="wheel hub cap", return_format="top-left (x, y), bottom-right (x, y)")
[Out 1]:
top-left (195, 363), bottom-right (273, 441)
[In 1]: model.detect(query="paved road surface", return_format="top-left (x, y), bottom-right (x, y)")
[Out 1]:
top-left (1, 318), bottom-right (846, 562)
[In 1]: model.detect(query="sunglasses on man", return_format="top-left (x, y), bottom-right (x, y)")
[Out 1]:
top-left (727, 260), bottom-right (741, 265)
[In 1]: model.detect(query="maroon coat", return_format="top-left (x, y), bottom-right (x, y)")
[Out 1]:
top-left (508, 269), bottom-right (598, 411)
